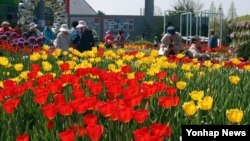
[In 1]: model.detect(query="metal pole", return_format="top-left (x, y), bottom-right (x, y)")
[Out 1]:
top-left (208, 10), bottom-right (211, 48)
top-left (163, 10), bottom-right (188, 34)
top-left (164, 11), bottom-right (166, 34)
top-left (180, 15), bottom-right (182, 36)
top-left (219, 9), bottom-right (223, 47)
top-left (189, 12), bottom-right (192, 38)
top-left (36, 0), bottom-right (45, 31)
top-left (196, 12), bottom-right (198, 36)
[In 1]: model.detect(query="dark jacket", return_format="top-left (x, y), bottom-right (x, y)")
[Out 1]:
top-left (73, 29), bottom-right (95, 52)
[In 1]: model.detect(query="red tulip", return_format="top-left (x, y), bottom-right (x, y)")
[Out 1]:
top-left (72, 124), bottom-right (85, 137)
top-left (170, 74), bottom-right (178, 83)
top-left (165, 86), bottom-right (177, 96)
top-left (125, 94), bottom-right (143, 107)
top-left (135, 72), bottom-right (145, 81)
top-left (72, 89), bottom-right (85, 99)
top-left (42, 103), bottom-right (57, 120)
top-left (158, 96), bottom-right (179, 108)
top-left (98, 102), bottom-right (112, 117)
top-left (54, 94), bottom-right (66, 105)
top-left (87, 82), bottom-right (103, 96)
top-left (16, 133), bottom-right (29, 141)
top-left (154, 82), bottom-right (166, 92)
top-left (47, 120), bottom-right (54, 130)
top-left (3, 98), bottom-right (20, 114)
top-left (34, 92), bottom-right (48, 105)
top-left (119, 107), bottom-right (133, 123)
top-left (3, 79), bottom-right (17, 88)
top-left (59, 129), bottom-right (75, 141)
top-left (121, 64), bottom-right (131, 73)
top-left (133, 109), bottom-right (149, 123)
top-left (57, 103), bottom-right (73, 116)
top-left (2, 87), bottom-right (14, 97)
top-left (31, 64), bottom-right (41, 72)
top-left (133, 127), bottom-right (151, 141)
top-left (86, 124), bottom-right (104, 141)
top-left (83, 114), bottom-right (98, 126)
top-left (156, 71), bottom-right (167, 79)
top-left (60, 63), bottom-right (70, 72)
top-left (171, 96), bottom-right (180, 106)
top-left (27, 71), bottom-right (37, 80)
top-left (70, 99), bottom-right (89, 114)
top-left (150, 123), bottom-right (172, 138)
top-left (22, 81), bottom-right (34, 89)
top-left (14, 85), bottom-right (26, 96)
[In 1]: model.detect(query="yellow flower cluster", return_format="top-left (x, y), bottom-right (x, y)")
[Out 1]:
top-left (226, 109), bottom-right (243, 124)
top-left (229, 75), bottom-right (240, 85)
top-left (183, 90), bottom-right (213, 116)
top-left (0, 57), bottom-right (9, 67)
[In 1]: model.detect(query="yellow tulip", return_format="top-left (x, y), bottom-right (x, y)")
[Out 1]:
top-left (95, 57), bottom-right (101, 63)
top-left (127, 73), bottom-right (135, 79)
top-left (182, 101), bottom-right (198, 116)
top-left (176, 81), bottom-right (187, 90)
top-left (185, 72), bottom-right (193, 79)
top-left (204, 60), bottom-right (212, 68)
top-left (19, 71), bottom-right (29, 80)
top-left (192, 58), bottom-right (198, 63)
top-left (0, 81), bottom-right (3, 88)
top-left (108, 64), bottom-right (117, 71)
top-left (199, 71), bottom-right (205, 76)
top-left (229, 75), bottom-right (240, 85)
top-left (192, 64), bottom-right (200, 71)
top-left (181, 64), bottom-right (191, 71)
top-left (0, 57), bottom-right (9, 67)
top-left (176, 53), bottom-right (185, 59)
top-left (243, 65), bottom-right (250, 71)
top-left (230, 58), bottom-right (241, 65)
top-left (63, 51), bottom-right (68, 56)
top-left (42, 45), bottom-right (49, 51)
top-left (189, 91), bottom-right (204, 101)
top-left (150, 50), bottom-right (159, 57)
top-left (41, 54), bottom-right (48, 60)
top-left (30, 52), bottom-right (40, 61)
top-left (14, 64), bottom-right (24, 71)
top-left (198, 96), bottom-right (213, 110)
top-left (226, 109), bottom-right (243, 124)
top-left (42, 61), bottom-right (52, 72)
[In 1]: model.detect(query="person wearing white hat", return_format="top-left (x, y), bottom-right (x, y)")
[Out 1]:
top-left (53, 24), bottom-right (71, 51)
top-left (0, 21), bottom-right (14, 33)
top-left (72, 20), bottom-right (95, 52)
top-left (159, 26), bottom-right (182, 56)
top-left (27, 22), bottom-right (42, 38)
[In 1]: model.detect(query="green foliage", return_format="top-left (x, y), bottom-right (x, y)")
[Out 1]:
top-left (237, 41), bottom-right (250, 60)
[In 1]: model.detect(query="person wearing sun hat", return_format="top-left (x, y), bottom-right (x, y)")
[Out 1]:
top-left (53, 24), bottom-right (71, 51)
top-left (72, 20), bottom-right (95, 52)
top-left (158, 26), bottom-right (182, 56)
top-left (0, 21), bottom-right (14, 33)
top-left (27, 22), bottom-right (42, 38)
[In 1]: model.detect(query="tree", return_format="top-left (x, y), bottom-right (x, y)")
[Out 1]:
top-left (97, 10), bottom-right (105, 16)
top-left (209, 1), bottom-right (216, 13)
top-left (154, 5), bottom-right (163, 16)
top-left (227, 1), bottom-right (237, 21)
top-left (172, 0), bottom-right (203, 13)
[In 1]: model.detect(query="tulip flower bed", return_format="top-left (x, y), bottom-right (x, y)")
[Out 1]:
top-left (0, 45), bottom-right (250, 141)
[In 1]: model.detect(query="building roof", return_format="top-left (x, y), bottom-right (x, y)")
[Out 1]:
top-left (70, 0), bottom-right (97, 15)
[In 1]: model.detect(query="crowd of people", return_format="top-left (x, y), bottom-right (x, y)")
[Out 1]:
top-left (0, 20), bottom-right (219, 60)
top-left (157, 26), bottom-right (218, 61)
top-left (0, 20), bottom-right (128, 53)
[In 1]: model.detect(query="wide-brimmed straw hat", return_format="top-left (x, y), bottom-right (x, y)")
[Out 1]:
top-left (29, 22), bottom-right (38, 30)
top-left (1, 21), bottom-right (10, 26)
top-left (76, 20), bottom-right (87, 28)
top-left (59, 24), bottom-right (69, 32)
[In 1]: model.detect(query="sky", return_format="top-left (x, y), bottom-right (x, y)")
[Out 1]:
top-left (85, 0), bottom-right (249, 17)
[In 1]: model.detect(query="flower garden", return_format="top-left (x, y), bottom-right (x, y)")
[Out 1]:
top-left (0, 42), bottom-right (250, 141)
